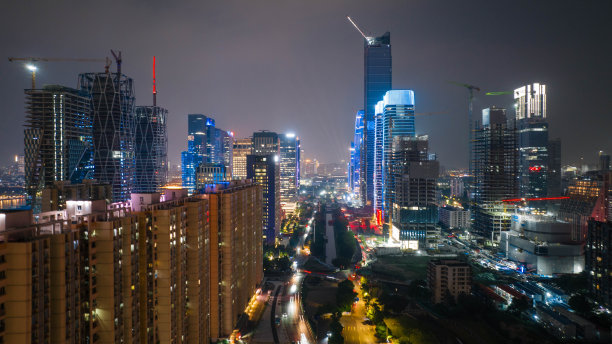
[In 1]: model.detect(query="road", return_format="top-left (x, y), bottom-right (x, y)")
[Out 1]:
top-left (340, 281), bottom-right (376, 344)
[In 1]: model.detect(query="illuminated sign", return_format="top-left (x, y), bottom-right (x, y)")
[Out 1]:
top-left (529, 166), bottom-right (542, 172)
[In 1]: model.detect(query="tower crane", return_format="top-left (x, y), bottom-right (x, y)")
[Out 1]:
top-left (449, 81), bottom-right (480, 174)
top-left (485, 91), bottom-right (513, 96)
top-left (8, 56), bottom-right (108, 89)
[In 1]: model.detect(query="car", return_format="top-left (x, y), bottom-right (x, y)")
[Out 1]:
top-left (282, 312), bottom-right (288, 318)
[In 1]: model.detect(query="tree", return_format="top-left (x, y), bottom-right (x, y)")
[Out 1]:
top-left (336, 280), bottom-right (358, 312)
top-left (329, 314), bottom-right (344, 344)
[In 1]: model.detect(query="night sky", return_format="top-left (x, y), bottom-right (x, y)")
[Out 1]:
top-left (1, 1), bottom-right (611, 169)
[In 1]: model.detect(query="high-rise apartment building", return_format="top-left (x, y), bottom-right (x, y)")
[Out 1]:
top-left (279, 133), bottom-right (300, 214)
top-left (133, 106), bottom-right (168, 193)
top-left (247, 155), bottom-right (280, 245)
top-left (24, 85), bottom-right (93, 207)
top-left (79, 72), bottom-right (136, 202)
top-left (361, 32), bottom-right (392, 206)
top-left (203, 181), bottom-right (263, 339)
top-left (472, 107), bottom-right (518, 242)
top-left (232, 138), bottom-right (252, 180)
top-left (515, 83), bottom-right (549, 199)
top-left (390, 136), bottom-right (439, 250)
top-left (373, 90), bottom-right (415, 216)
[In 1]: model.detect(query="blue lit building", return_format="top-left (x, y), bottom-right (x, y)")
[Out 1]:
top-left (372, 90), bottom-right (415, 217)
top-left (182, 114), bottom-right (233, 193)
top-left (79, 72), bottom-right (135, 202)
top-left (361, 32), bottom-right (392, 206)
top-left (247, 154), bottom-right (280, 245)
top-left (279, 133), bottom-right (300, 213)
top-left (349, 110), bottom-right (364, 199)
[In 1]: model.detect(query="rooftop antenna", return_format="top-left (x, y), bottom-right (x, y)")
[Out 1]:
top-left (153, 56), bottom-right (157, 106)
top-left (347, 16), bottom-right (369, 41)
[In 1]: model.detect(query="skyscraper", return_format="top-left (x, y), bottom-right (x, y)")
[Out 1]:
top-left (232, 137), bottom-right (252, 180)
top-left (133, 106), bottom-right (168, 193)
top-left (279, 133), bottom-right (300, 214)
top-left (24, 85), bottom-right (93, 207)
top-left (246, 154), bottom-right (280, 245)
top-left (182, 115), bottom-right (233, 193)
top-left (599, 151), bottom-right (610, 171)
top-left (252, 131), bottom-right (280, 156)
top-left (390, 136), bottom-right (439, 250)
top-left (515, 83), bottom-right (549, 199)
top-left (373, 90), bottom-right (415, 217)
top-left (547, 138), bottom-right (562, 196)
top-left (361, 32), bottom-right (392, 206)
top-left (349, 110), bottom-right (364, 199)
top-left (79, 72), bottom-right (136, 202)
top-left (473, 107), bottom-right (518, 242)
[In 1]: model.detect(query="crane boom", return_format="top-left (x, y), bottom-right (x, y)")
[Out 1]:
top-left (347, 16), bottom-right (369, 40)
top-left (8, 57), bottom-right (105, 63)
top-left (485, 91), bottom-right (513, 96)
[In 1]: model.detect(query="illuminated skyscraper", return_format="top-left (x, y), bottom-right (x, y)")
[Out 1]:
top-left (373, 90), bottom-right (415, 216)
top-left (361, 32), bottom-right (392, 205)
top-left (133, 106), bottom-right (168, 193)
top-left (247, 154), bottom-right (280, 245)
top-left (24, 85), bottom-right (93, 207)
top-left (514, 83), bottom-right (549, 199)
top-left (252, 131), bottom-right (280, 156)
top-left (79, 72), bottom-right (136, 201)
top-left (232, 137), bottom-right (252, 180)
top-left (279, 133), bottom-right (300, 214)
top-left (349, 110), bottom-right (364, 199)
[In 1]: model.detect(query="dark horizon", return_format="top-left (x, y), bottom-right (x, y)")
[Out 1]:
top-left (1, 0), bottom-right (611, 169)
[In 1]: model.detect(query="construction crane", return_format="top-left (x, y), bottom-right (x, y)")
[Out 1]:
top-left (8, 56), bottom-right (107, 89)
top-left (485, 91), bottom-right (513, 96)
top-left (449, 81), bottom-right (480, 174)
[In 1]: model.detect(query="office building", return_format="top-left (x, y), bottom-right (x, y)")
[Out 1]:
top-left (232, 138), bottom-right (252, 180)
top-left (472, 107), bottom-right (518, 242)
top-left (515, 83), bottom-right (549, 199)
top-left (390, 136), bottom-right (439, 250)
top-left (361, 32), bottom-right (392, 206)
top-left (586, 220), bottom-right (611, 307)
top-left (301, 159), bottom-right (319, 177)
top-left (439, 206), bottom-right (470, 229)
top-left (349, 110), bottom-right (364, 199)
top-left (374, 90), bottom-right (415, 217)
top-left (196, 163), bottom-right (228, 189)
top-left (500, 213), bottom-right (584, 275)
top-left (427, 259), bottom-right (471, 304)
top-left (203, 181), bottom-right (263, 339)
top-left (548, 138), bottom-right (562, 196)
top-left (182, 115), bottom-right (233, 193)
top-left (24, 85), bottom-right (93, 208)
top-left (279, 133), bottom-right (300, 214)
top-left (79, 72), bottom-right (136, 202)
top-left (247, 155), bottom-right (280, 245)
top-left (252, 131), bottom-right (280, 156)
top-left (599, 151), bottom-right (610, 171)
top-left (133, 105), bottom-right (168, 193)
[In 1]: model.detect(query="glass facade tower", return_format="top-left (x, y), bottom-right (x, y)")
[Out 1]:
top-left (361, 32), bottom-right (392, 206)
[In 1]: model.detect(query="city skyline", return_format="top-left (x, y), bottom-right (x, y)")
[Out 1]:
top-left (1, 1), bottom-right (611, 168)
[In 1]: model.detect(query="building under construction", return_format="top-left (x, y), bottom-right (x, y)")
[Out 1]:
top-left (78, 72), bottom-right (135, 201)
top-left (472, 107), bottom-right (518, 243)
top-left (24, 85), bottom-right (93, 208)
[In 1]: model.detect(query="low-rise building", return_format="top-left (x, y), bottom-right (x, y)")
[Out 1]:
top-left (427, 259), bottom-right (471, 304)
top-left (439, 206), bottom-right (470, 229)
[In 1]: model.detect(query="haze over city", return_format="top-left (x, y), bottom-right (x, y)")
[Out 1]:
top-left (1, 0), bottom-right (611, 167)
